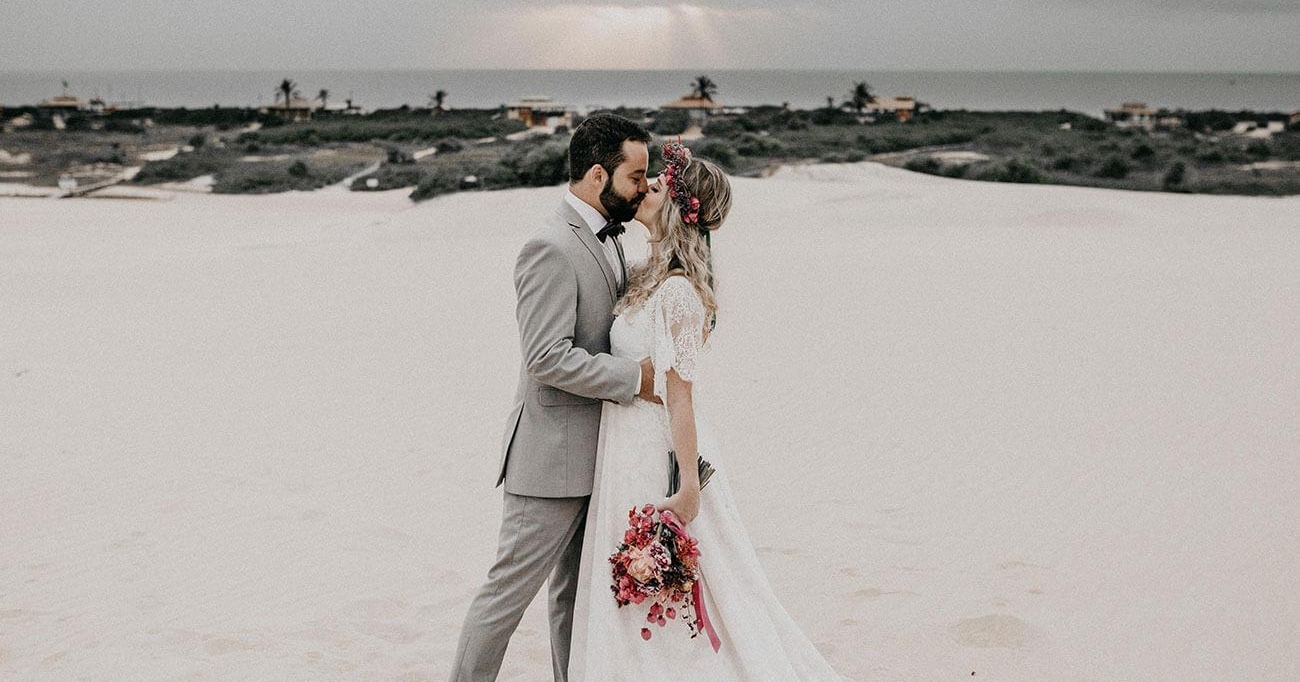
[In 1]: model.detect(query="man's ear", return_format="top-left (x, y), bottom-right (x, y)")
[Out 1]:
top-left (583, 163), bottom-right (605, 186)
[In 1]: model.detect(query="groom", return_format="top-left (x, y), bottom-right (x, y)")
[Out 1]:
top-left (449, 113), bottom-right (658, 682)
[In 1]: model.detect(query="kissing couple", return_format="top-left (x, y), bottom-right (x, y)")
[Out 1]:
top-left (449, 113), bottom-right (850, 681)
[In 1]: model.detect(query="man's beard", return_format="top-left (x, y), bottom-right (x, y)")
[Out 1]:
top-left (600, 175), bottom-right (644, 223)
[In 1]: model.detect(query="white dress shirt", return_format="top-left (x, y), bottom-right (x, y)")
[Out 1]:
top-left (564, 189), bottom-right (625, 289)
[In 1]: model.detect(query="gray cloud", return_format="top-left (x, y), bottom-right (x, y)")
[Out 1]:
top-left (0, 0), bottom-right (1296, 71)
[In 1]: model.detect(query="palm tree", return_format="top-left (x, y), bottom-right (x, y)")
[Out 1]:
top-left (690, 75), bottom-right (718, 102)
top-left (277, 78), bottom-right (300, 115)
top-left (850, 81), bottom-right (875, 114)
top-left (429, 89), bottom-right (447, 113)
top-left (317, 88), bottom-right (329, 110)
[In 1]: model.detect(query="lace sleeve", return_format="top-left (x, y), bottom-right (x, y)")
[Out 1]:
top-left (651, 276), bottom-right (708, 403)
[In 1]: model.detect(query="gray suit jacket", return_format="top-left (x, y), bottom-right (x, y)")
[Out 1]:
top-left (497, 199), bottom-right (641, 498)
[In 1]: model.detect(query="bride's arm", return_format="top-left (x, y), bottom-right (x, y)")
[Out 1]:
top-left (659, 367), bottom-right (701, 524)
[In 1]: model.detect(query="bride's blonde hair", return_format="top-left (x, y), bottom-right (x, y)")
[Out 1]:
top-left (617, 154), bottom-right (732, 325)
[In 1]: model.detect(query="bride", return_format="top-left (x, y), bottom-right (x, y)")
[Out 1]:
top-left (568, 142), bottom-right (849, 681)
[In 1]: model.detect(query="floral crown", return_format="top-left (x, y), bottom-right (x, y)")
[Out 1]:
top-left (661, 140), bottom-right (703, 226)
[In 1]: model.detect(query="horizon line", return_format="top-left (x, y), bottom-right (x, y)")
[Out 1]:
top-left (3, 67), bottom-right (1299, 75)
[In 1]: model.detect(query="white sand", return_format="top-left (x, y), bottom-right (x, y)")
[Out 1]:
top-left (2, 165), bottom-right (1297, 682)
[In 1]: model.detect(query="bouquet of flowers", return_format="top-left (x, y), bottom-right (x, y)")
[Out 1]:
top-left (609, 503), bottom-right (721, 651)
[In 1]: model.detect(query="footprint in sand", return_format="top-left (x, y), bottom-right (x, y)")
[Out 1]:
top-left (0, 609), bottom-right (36, 622)
top-left (950, 614), bottom-right (1032, 648)
top-left (997, 559), bottom-right (1048, 571)
top-left (205, 636), bottom-right (263, 655)
top-left (347, 597), bottom-right (408, 620)
top-left (852, 587), bottom-right (883, 599)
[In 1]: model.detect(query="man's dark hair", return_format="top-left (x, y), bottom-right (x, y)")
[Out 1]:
top-left (568, 113), bottom-right (652, 183)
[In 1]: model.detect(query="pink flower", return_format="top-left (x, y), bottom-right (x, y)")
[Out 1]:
top-left (641, 627), bottom-right (652, 641)
top-left (624, 545), bottom-right (660, 581)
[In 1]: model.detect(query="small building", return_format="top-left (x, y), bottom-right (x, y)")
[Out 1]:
top-left (1231, 120), bottom-right (1257, 135)
top-left (260, 96), bottom-right (318, 122)
top-left (660, 95), bottom-right (724, 123)
top-left (864, 96), bottom-right (919, 123)
top-left (506, 96), bottom-right (575, 129)
top-left (37, 94), bottom-right (89, 112)
top-left (1154, 114), bottom-right (1185, 130)
top-left (1289, 111), bottom-right (1300, 130)
top-left (1105, 102), bottom-right (1159, 129)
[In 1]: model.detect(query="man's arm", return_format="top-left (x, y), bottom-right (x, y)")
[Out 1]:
top-left (515, 236), bottom-right (642, 404)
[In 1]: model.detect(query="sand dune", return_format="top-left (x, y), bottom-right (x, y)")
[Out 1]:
top-left (2, 165), bottom-right (1297, 681)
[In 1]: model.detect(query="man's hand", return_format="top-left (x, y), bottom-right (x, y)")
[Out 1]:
top-left (638, 357), bottom-right (662, 404)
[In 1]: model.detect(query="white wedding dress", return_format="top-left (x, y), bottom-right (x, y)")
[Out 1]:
top-left (569, 276), bottom-right (848, 681)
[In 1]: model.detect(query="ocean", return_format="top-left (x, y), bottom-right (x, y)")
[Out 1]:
top-left (1, 70), bottom-right (1297, 116)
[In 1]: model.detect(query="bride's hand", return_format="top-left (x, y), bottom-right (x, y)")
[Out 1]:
top-left (658, 488), bottom-right (700, 525)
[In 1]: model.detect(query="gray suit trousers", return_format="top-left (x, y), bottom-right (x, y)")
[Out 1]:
top-left (448, 492), bottom-right (588, 682)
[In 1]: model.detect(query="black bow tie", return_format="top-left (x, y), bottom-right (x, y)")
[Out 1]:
top-left (596, 220), bottom-right (625, 243)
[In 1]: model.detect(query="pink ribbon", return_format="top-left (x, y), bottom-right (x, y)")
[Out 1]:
top-left (661, 512), bottom-right (721, 653)
top-left (692, 574), bottom-right (722, 653)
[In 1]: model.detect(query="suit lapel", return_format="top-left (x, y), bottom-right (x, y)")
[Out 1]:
top-left (558, 201), bottom-right (619, 304)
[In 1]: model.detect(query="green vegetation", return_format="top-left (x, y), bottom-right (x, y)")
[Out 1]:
top-left (4, 101), bottom-right (1296, 198)
top-left (236, 109), bottom-right (524, 145)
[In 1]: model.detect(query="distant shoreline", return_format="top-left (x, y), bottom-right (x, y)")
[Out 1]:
top-left (3, 70), bottom-right (1296, 113)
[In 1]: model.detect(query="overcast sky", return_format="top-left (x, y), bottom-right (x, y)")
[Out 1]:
top-left (4, 0), bottom-right (1298, 71)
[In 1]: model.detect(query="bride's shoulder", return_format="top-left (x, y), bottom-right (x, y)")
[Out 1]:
top-left (651, 274), bottom-right (705, 313)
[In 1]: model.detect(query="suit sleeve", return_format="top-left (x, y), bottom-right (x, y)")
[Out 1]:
top-left (515, 236), bottom-right (641, 405)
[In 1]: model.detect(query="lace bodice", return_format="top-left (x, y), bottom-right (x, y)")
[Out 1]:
top-left (611, 275), bottom-right (710, 402)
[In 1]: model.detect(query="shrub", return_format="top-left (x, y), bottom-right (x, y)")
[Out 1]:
top-left (809, 108), bottom-right (858, 126)
top-left (1051, 155), bottom-right (1080, 172)
top-left (1163, 162), bottom-right (1187, 189)
top-left (1246, 140), bottom-right (1271, 159)
top-left (703, 117), bottom-right (759, 136)
top-left (436, 138), bottom-right (465, 154)
top-left (904, 156), bottom-right (942, 174)
top-left (650, 110), bottom-right (691, 135)
top-left (942, 164), bottom-right (970, 178)
top-left (1094, 156), bottom-right (1130, 179)
top-left (1196, 150), bottom-right (1225, 164)
top-left (287, 160), bottom-right (309, 177)
top-left (503, 140), bottom-right (568, 186)
top-left (213, 162), bottom-right (353, 194)
top-left (735, 133), bottom-right (784, 157)
top-left (352, 166), bottom-right (426, 191)
top-left (690, 140), bottom-right (738, 169)
top-left (974, 159), bottom-right (1042, 184)
top-left (385, 147), bottom-right (414, 164)
top-left (1131, 143), bottom-right (1156, 162)
top-left (1000, 159), bottom-right (1042, 183)
top-left (132, 148), bottom-right (232, 184)
top-left (1077, 117), bottom-right (1109, 132)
